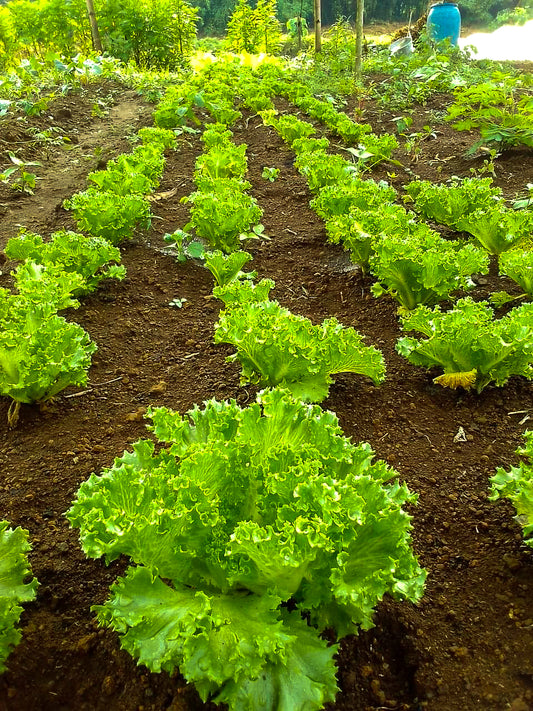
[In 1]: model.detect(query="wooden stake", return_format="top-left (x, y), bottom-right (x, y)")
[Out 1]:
top-left (85, 0), bottom-right (102, 52)
top-left (355, 0), bottom-right (364, 81)
top-left (314, 0), bottom-right (322, 53)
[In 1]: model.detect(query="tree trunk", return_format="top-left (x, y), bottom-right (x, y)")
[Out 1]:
top-left (355, 0), bottom-right (364, 81)
top-left (313, 0), bottom-right (321, 53)
top-left (85, 0), bottom-right (102, 52)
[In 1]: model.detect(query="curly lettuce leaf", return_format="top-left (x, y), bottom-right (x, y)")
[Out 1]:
top-left (310, 178), bottom-right (396, 220)
top-left (213, 610), bottom-right (338, 711)
top-left (204, 250), bottom-right (255, 287)
top-left (64, 189), bottom-right (152, 245)
top-left (456, 206), bottom-right (533, 255)
top-left (0, 521), bottom-right (38, 672)
top-left (499, 249), bottom-right (533, 297)
top-left (404, 177), bottom-right (502, 228)
top-left (95, 566), bottom-right (337, 711)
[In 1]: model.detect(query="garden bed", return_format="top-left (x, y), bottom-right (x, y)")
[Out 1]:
top-left (0, 78), bottom-right (532, 711)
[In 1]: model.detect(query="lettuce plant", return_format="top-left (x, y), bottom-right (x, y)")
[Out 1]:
top-left (214, 280), bottom-right (385, 402)
top-left (490, 431), bottom-right (533, 547)
top-left (184, 179), bottom-right (263, 253)
top-left (310, 179), bottom-right (397, 221)
top-left (137, 126), bottom-right (177, 151)
top-left (291, 137), bottom-right (330, 156)
top-left (262, 112), bottom-right (315, 144)
top-left (369, 228), bottom-right (489, 310)
top-left (87, 169), bottom-right (154, 196)
top-left (0, 263), bottom-right (96, 424)
top-left (214, 278), bottom-right (275, 305)
top-left (68, 388), bottom-right (425, 711)
top-left (405, 177), bottom-right (502, 228)
top-left (107, 145), bottom-right (166, 186)
top-left (201, 122), bottom-right (234, 149)
top-left (325, 205), bottom-right (413, 273)
top-left (0, 521), bottom-right (38, 672)
top-left (203, 250), bottom-right (255, 287)
top-left (396, 298), bottom-right (533, 392)
top-left (456, 206), bottom-right (533, 255)
top-left (64, 189), bottom-right (152, 245)
top-left (11, 261), bottom-right (84, 318)
top-left (5, 229), bottom-right (126, 295)
top-left (0, 299), bottom-right (96, 424)
top-left (154, 87), bottom-right (204, 128)
top-left (499, 249), bottom-right (533, 298)
top-left (194, 143), bottom-right (248, 181)
top-left (294, 150), bottom-right (356, 193)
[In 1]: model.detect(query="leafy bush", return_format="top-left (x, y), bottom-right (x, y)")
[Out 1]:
top-left (68, 388), bottom-right (425, 711)
top-left (226, 0), bottom-right (282, 54)
top-left (0, 521), bottom-right (38, 672)
top-left (396, 298), bottom-right (533, 392)
top-left (490, 5), bottom-right (533, 29)
top-left (98, 0), bottom-right (198, 69)
top-left (214, 280), bottom-right (386, 402)
top-left (446, 76), bottom-right (533, 153)
top-left (490, 430), bottom-right (533, 546)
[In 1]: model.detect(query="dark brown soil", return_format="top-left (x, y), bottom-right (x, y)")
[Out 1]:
top-left (0, 73), bottom-right (532, 711)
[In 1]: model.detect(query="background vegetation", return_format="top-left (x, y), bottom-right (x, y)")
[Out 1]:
top-left (0, 0), bottom-right (529, 70)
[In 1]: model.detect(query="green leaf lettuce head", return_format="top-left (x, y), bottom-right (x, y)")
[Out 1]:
top-left (456, 206), bottom-right (533, 255)
top-left (404, 177), bottom-right (502, 228)
top-left (64, 189), bottom-right (152, 245)
top-left (369, 228), bottom-right (489, 310)
top-left (0, 521), bottom-right (38, 672)
top-left (0, 284), bottom-right (97, 409)
top-left (204, 250), bottom-right (256, 287)
top-left (6, 230), bottom-right (125, 295)
top-left (310, 179), bottom-right (397, 221)
top-left (490, 431), bottom-right (533, 546)
top-left (499, 249), bottom-right (533, 297)
top-left (214, 280), bottom-right (386, 402)
top-left (68, 389), bottom-right (425, 711)
top-left (396, 298), bottom-right (533, 392)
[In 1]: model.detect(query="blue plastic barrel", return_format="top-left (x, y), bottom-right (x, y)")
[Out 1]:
top-left (427, 2), bottom-right (461, 46)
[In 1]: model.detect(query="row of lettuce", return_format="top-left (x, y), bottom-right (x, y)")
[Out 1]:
top-left (2, 58), bottom-right (532, 711)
